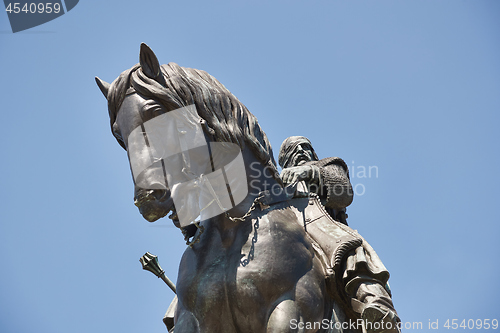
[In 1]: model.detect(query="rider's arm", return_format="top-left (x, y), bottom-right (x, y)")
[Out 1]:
top-left (320, 162), bottom-right (353, 210)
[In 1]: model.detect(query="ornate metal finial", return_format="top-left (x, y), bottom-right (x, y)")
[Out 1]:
top-left (140, 252), bottom-right (176, 294)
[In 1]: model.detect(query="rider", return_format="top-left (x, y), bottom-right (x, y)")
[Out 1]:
top-left (278, 136), bottom-right (352, 225)
top-left (279, 136), bottom-right (401, 333)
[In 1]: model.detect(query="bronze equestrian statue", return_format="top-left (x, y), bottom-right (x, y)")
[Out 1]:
top-left (96, 43), bottom-right (400, 333)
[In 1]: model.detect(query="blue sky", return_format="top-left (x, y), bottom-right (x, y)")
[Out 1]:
top-left (1, 1), bottom-right (499, 332)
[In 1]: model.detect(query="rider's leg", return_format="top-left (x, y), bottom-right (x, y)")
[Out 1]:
top-left (349, 280), bottom-right (401, 333)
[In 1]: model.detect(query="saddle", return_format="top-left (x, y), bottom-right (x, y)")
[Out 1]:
top-left (258, 182), bottom-right (363, 275)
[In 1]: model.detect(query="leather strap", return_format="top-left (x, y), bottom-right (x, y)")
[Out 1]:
top-left (257, 182), bottom-right (299, 207)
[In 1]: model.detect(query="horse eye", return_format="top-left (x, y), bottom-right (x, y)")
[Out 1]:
top-left (150, 105), bottom-right (164, 117)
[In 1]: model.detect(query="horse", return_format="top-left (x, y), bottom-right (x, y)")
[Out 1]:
top-left (96, 43), bottom-right (400, 333)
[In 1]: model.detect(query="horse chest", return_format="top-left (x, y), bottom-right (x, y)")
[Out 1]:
top-left (234, 211), bottom-right (314, 300)
top-left (178, 209), bottom-right (313, 310)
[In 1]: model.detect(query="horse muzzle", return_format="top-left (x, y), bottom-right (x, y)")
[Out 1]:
top-left (134, 188), bottom-right (174, 222)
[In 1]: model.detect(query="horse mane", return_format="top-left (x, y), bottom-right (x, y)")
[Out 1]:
top-left (106, 62), bottom-right (282, 185)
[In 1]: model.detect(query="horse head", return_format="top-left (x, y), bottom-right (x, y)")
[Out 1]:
top-left (96, 43), bottom-right (283, 227)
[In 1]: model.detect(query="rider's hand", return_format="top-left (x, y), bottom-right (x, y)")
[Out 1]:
top-left (280, 165), bottom-right (314, 185)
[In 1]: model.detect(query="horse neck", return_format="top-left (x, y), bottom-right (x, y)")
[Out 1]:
top-left (206, 147), bottom-right (282, 235)
top-left (243, 148), bottom-right (282, 198)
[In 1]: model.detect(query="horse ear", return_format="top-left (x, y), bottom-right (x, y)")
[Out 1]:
top-left (95, 76), bottom-right (110, 99)
top-left (140, 43), bottom-right (162, 80)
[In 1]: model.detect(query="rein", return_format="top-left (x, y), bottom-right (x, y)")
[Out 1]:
top-left (184, 182), bottom-right (300, 247)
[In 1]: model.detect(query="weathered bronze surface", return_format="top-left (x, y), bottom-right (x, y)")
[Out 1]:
top-left (96, 43), bottom-right (400, 333)
top-left (279, 136), bottom-right (353, 224)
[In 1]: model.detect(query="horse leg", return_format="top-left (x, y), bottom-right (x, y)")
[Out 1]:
top-left (266, 299), bottom-right (302, 333)
top-left (173, 308), bottom-right (200, 333)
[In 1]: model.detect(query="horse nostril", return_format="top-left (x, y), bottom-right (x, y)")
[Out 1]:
top-left (157, 190), bottom-right (168, 202)
top-left (134, 189), bottom-right (170, 207)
